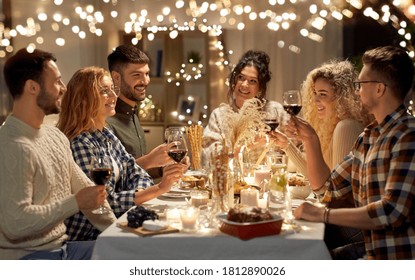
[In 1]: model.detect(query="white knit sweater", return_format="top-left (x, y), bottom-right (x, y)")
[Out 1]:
top-left (0, 116), bottom-right (115, 259)
top-left (284, 118), bottom-right (364, 177)
top-left (203, 101), bottom-right (286, 161)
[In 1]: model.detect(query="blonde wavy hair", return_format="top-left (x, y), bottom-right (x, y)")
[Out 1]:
top-left (301, 60), bottom-right (372, 162)
top-left (57, 66), bottom-right (109, 140)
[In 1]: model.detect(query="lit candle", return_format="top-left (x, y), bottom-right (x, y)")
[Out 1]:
top-left (165, 208), bottom-right (181, 227)
top-left (258, 192), bottom-right (268, 209)
top-left (180, 207), bottom-right (199, 232)
top-left (240, 187), bottom-right (259, 207)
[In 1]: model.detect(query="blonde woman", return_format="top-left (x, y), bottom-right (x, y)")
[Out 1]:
top-left (57, 66), bottom-right (187, 240)
top-left (271, 60), bottom-right (372, 259)
top-left (272, 60), bottom-right (371, 177)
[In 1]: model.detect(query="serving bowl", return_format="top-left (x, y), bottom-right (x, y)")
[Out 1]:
top-left (288, 173), bottom-right (311, 200)
top-left (288, 184), bottom-right (311, 200)
top-left (217, 214), bottom-right (283, 240)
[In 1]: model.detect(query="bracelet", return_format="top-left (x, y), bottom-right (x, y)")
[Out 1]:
top-left (323, 207), bottom-right (331, 224)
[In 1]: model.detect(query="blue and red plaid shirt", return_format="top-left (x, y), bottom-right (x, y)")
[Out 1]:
top-left (324, 105), bottom-right (415, 259)
top-left (65, 127), bottom-right (153, 240)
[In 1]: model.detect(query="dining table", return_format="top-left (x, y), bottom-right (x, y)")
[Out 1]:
top-left (92, 193), bottom-right (332, 260)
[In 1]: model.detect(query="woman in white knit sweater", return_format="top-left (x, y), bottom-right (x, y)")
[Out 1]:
top-left (203, 50), bottom-right (287, 163)
top-left (272, 60), bottom-right (372, 177)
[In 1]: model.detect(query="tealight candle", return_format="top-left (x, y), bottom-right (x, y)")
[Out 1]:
top-left (240, 187), bottom-right (259, 207)
top-left (165, 208), bottom-right (181, 227)
top-left (180, 206), bottom-right (199, 232)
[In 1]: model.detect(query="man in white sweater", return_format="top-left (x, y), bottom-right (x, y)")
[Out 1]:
top-left (0, 48), bottom-right (116, 260)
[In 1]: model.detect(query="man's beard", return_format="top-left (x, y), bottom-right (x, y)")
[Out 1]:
top-left (120, 77), bottom-right (146, 102)
top-left (37, 88), bottom-right (61, 115)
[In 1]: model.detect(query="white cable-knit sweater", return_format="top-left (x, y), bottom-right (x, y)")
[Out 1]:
top-left (284, 118), bottom-right (364, 177)
top-left (0, 116), bottom-right (115, 259)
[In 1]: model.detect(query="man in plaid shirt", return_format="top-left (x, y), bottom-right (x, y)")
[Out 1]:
top-left (290, 46), bottom-right (415, 259)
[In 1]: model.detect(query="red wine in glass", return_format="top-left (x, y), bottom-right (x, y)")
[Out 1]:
top-left (264, 119), bottom-right (279, 131)
top-left (283, 105), bottom-right (302, 116)
top-left (168, 149), bottom-right (188, 163)
top-left (90, 168), bottom-right (112, 185)
top-left (90, 155), bottom-right (112, 214)
top-left (283, 90), bottom-right (302, 116)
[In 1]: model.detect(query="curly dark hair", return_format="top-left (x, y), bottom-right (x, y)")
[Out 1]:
top-left (227, 50), bottom-right (271, 103)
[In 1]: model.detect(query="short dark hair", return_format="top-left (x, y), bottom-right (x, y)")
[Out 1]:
top-left (3, 48), bottom-right (56, 99)
top-left (228, 50), bottom-right (271, 100)
top-left (107, 45), bottom-right (150, 73)
top-left (362, 46), bottom-right (414, 100)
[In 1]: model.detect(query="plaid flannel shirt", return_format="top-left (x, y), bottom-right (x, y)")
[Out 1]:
top-left (65, 127), bottom-right (153, 240)
top-left (324, 105), bottom-right (415, 259)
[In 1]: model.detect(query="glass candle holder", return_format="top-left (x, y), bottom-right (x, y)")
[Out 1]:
top-left (180, 206), bottom-right (200, 232)
top-left (190, 190), bottom-right (210, 208)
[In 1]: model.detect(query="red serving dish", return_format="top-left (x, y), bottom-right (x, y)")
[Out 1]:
top-left (217, 214), bottom-right (283, 240)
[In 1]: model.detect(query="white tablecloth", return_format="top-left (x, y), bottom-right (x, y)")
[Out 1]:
top-left (92, 197), bottom-right (331, 260)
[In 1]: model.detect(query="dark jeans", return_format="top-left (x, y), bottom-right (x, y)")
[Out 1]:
top-left (20, 241), bottom-right (95, 260)
top-left (324, 195), bottom-right (366, 260)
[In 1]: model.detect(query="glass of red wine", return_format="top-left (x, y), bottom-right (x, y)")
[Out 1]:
top-left (283, 90), bottom-right (302, 116)
top-left (90, 154), bottom-right (112, 214)
top-left (167, 131), bottom-right (188, 187)
top-left (263, 106), bottom-right (280, 133)
top-left (167, 132), bottom-right (188, 163)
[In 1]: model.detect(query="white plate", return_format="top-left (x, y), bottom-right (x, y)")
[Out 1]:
top-left (185, 170), bottom-right (208, 177)
top-left (170, 185), bottom-right (191, 193)
top-left (160, 192), bottom-right (190, 199)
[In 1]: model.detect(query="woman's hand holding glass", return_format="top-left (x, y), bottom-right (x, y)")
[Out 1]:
top-left (159, 162), bottom-right (188, 192)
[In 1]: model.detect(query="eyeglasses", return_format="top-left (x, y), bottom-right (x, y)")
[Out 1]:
top-left (99, 85), bottom-right (120, 97)
top-left (236, 74), bottom-right (258, 86)
top-left (353, 81), bottom-right (385, 91)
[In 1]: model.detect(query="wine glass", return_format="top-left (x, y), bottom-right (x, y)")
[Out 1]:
top-left (164, 127), bottom-right (183, 143)
top-left (167, 131), bottom-right (188, 164)
top-left (90, 154), bottom-right (112, 214)
top-left (167, 131), bottom-right (188, 187)
top-left (263, 106), bottom-right (280, 132)
top-left (283, 90), bottom-right (302, 116)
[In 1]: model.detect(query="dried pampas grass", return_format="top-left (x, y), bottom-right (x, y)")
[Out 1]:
top-left (220, 98), bottom-right (269, 152)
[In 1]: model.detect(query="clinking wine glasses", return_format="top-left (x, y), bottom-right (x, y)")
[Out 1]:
top-left (263, 106), bottom-right (280, 132)
top-left (90, 154), bottom-right (112, 214)
top-left (283, 90), bottom-right (302, 116)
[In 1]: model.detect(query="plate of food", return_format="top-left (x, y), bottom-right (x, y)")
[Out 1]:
top-left (288, 173), bottom-right (311, 200)
top-left (170, 184), bottom-right (192, 193)
top-left (159, 192), bottom-right (190, 199)
top-left (217, 206), bottom-right (283, 240)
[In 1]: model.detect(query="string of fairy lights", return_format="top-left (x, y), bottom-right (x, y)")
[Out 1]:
top-left (1, 0), bottom-right (415, 120)
top-left (1, 0), bottom-right (415, 58)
